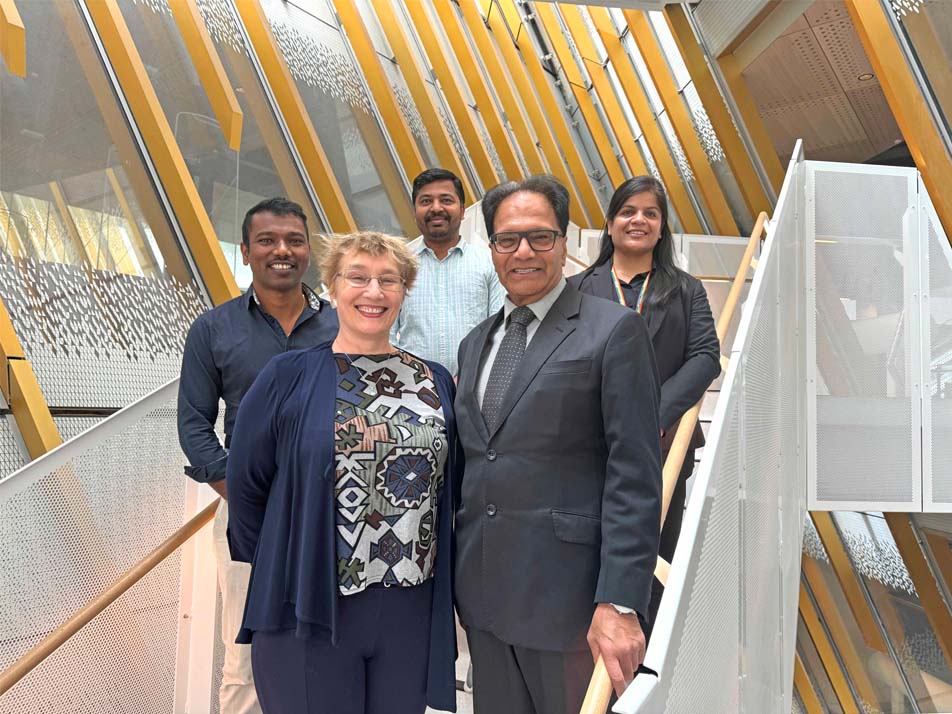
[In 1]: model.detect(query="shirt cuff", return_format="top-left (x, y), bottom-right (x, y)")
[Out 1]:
top-left (611, 603), bottom-right (637, 615)
top-left (184, 452), bottom-right (228, 483)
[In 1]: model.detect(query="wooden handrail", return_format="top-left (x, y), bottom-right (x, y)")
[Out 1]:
top-left (0, 498), bottom-right (220, 696)
top-left (580, 212), bottom-right (769, 714)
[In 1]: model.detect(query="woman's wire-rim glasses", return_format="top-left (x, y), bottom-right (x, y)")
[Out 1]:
top-left (335, 270), bottom-right (406, 292)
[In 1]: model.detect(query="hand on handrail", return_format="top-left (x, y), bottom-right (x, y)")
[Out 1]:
top-left (586, 603), bottom-right (646, 699)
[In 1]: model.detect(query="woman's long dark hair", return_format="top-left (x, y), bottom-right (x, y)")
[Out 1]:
top-left (585, 176), bottom-right (685, 309)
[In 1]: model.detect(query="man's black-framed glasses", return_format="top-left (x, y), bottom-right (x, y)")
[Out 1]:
top-left (489, 229), bottom-right (561, 254)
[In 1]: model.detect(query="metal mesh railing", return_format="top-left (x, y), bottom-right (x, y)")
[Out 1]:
top-left (0, 380), bottom-right (199, 713)
top-left (615, 142), bottom-right (807, 713)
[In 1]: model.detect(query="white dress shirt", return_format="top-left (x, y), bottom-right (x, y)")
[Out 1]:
top-left (476, 279), bottom-right (567, 407)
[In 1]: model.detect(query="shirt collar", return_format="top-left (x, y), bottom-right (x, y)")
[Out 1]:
top-left (503, 278), bottom-right (567, 325)
top-left (244, 283), bottom-right (323, 312)
top-left (613, 264), bottom-right (655, 287)
top-left (411, 235), bottom-right (467, 258)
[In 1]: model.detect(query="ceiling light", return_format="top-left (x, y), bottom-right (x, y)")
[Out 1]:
top-left (858, 73), bottom-right (874, 81)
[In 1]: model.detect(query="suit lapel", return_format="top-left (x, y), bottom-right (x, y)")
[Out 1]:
top-left (644, 302), bottom-right (667, 341)
top-left (589, 265), bottom-right (618, 302)
top-left (488, 287), bottom-right (580, 440)
top-left (461, 312), bottom-right (502, 443)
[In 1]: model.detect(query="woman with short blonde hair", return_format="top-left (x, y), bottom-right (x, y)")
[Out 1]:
top-left (227, 231), bottom-right (459, 713)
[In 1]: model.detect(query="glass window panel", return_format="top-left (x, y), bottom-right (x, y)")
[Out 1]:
top-left (648, 10), bottom-right (691, 91)
top-left (830, 512), bottom-right (952, 711)
top-left (0, 0), bottom-right (207, 410)
top-left (352, 0), bottom-right (440, 168)
top-left (452, 1), bottom-right (529, 177)
top-left (801, 515), bottom-right (913, 712)
top-left (119, 0), bottom-right (326, 289)
top-left (893, 1), bottom-right (952, 145)
top-left (382, 1), bottom-right (485, 194)
top-left (796, 619), bottom-right (841, 713)
top-left (682, 83), bottom-right (753, 233)
top-left (515, 12), bottom-right (611, 201)
top-left (413, 0), bottom-right (507, 182)
top-left (264, 0), bottom-right (416, 235)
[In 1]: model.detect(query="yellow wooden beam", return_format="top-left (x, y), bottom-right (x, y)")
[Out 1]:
top-left (534, 4), bottom-right (625, 189)
top-left (663, 5), bottom-right (773, 217)
top-left (498, 0), bottom-right (605, 222)
top-left (0, 192), bottom-right (27, 259)
top-left (924, 531), bottom-right (952, 596)
top-left (884, 513), bottom-right (952, 666)
top-left (104, 168), bottom-right (157, 275)
top-left (799, 581), bottom-right (861, 714)
top-left (587, 7), bottom-right (702, 234)
top-left (332, 0), bottom-right (426, 183)
top-left (47, 181), bottom-right (93, 266)
top-left (0, 297), bottom-right (61, 459)
top-left (369, 0), bottom-right (475, 201)
top-left (0, 0), bottom-right (25, 78)
top-left (559, 4), bottom-right (649, 178)
top-left (232, 0), bottom-right (356, 233)
top-left (481, 1), bottom-right (588, 227)
top-left (168, 0), bottom-right (242, 151)
top-left (458, 0), bottom-right (545, 176)
top-left (431, 0), bottom-right (523, 181)
top-left (845, 0), bottom-right (952, 243)
top-left (793, 653), bottom-right (823, 714)
top-left (84, 0), bottom-right (238, 304)
top-left (801, 554), bottom-right (881, 710)
top-left (624, 10), bottom-right (736, 235)
top-left (402, 1), bottom-right (499, 189)
top-left (717, 52), bottom-right (785, 195)
top-left (811, 512), bottom-right (889, 654)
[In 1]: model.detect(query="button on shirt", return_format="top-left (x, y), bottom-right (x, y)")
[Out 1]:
top-left (177, 285), bottom-right (338, 483)
top-left (393, 237), bottom-right (504, 375)
top-left (476, 279), bottom-right (567, 406)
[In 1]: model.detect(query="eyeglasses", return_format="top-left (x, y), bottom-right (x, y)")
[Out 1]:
top-left (335, 270), bottom-right (405, 292)
top-left (489, 229), bottom-right (561, 254)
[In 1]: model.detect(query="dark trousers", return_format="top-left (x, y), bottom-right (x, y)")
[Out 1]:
top-left (467, 627), bottom-right (594, 714)
top-left (646, 450), bottom-right (692, 638)
top-left (251, 581), bottom-right (433, 714)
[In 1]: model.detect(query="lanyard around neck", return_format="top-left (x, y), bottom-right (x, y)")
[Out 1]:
top-left (611, 268), bottom-right (651, 314)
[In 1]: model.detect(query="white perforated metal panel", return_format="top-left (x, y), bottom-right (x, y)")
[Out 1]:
top-left (806, 163), bottom-right (921, 511)
top-left (0, 397), bottom-right (191, 713)
top-left (617, 143), bottom-right (805, 714)
top-left (0, 416), bottom-right (25, 478)
top-left (0, 253), bottom-right (205, 409)
top-left (53, 417), bottom-right (103, 443)
top-left (921, 182), bottom-right (952, 510)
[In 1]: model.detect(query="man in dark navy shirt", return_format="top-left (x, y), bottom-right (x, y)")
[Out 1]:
top-left (177, 197), bottom-right (337, 714)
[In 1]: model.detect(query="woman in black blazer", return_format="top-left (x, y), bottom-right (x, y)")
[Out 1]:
top-left (568, 175), bottom-right (720, 632)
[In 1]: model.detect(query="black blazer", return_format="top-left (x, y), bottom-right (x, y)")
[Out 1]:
top-left (454, 284), bottom-right (662, 652)
top-left (568, 264), bottom-right (720, 453)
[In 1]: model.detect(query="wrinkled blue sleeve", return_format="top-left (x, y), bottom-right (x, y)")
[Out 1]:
top-left (178, 317), bottom-right (228, 483)
top-left (226, 358), bottom-right (280, 563)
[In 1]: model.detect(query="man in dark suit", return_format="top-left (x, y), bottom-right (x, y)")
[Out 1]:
top-left (454, 175), bottom-right (663, 714)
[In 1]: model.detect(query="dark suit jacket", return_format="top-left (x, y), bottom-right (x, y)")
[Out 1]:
top-left (568, 265), bottom-right (720, 454)
top-left (454, 284), bottom-right (662, 652)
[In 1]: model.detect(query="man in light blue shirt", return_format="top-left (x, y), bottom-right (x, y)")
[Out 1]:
top-left (393, 168), bottom-right (504, 375)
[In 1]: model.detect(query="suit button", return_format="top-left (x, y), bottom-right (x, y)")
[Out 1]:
top-left (486, 449), bottom-right (497, 461)
top-left (486, 504), bottom-right (497, 517)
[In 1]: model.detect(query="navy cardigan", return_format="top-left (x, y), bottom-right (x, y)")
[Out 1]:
top-left (226, 342), bottom-right (459, 712)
